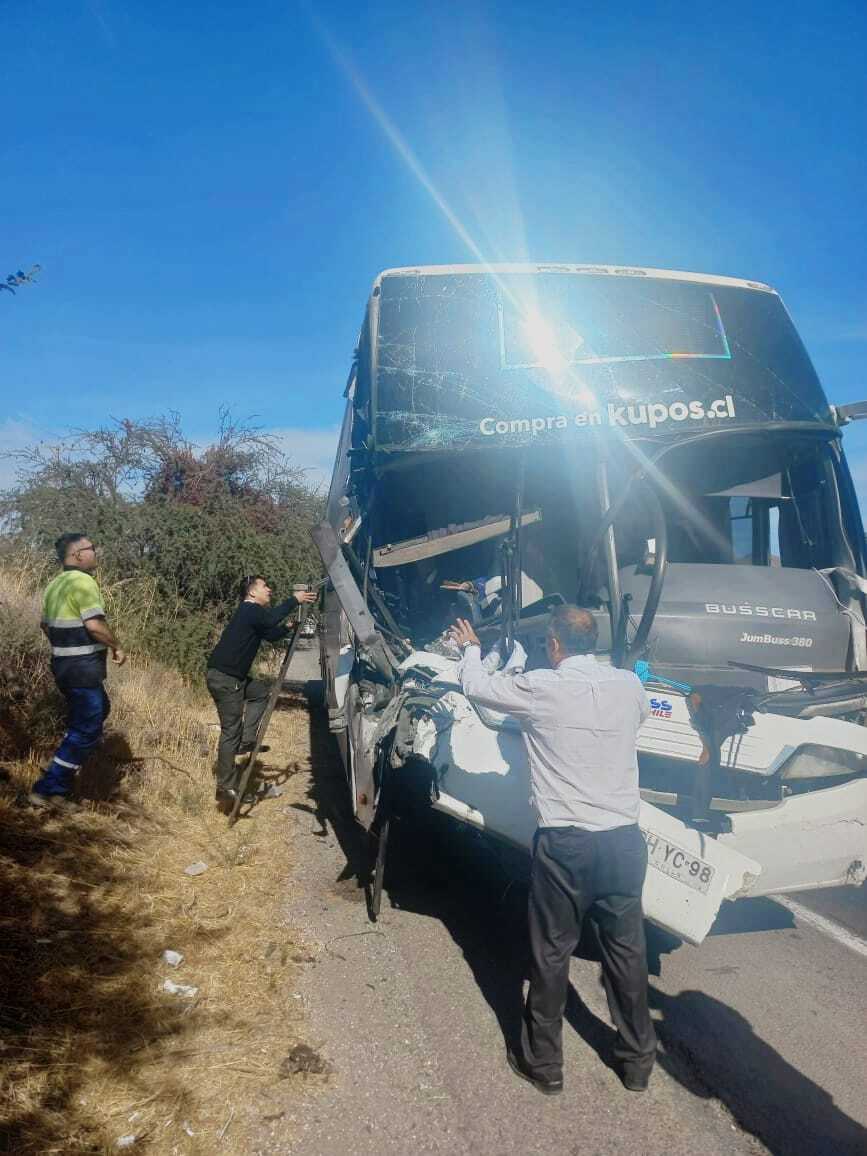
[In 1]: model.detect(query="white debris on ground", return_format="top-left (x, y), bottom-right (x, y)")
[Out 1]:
top-left (161, 979), bottom-right (199, 999)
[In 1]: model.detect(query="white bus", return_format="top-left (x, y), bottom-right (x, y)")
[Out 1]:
top-left (314, 264), bottom-right (867, 942)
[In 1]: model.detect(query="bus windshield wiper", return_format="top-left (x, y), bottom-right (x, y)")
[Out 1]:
top-left (729, 660), bottom-right (867, 687)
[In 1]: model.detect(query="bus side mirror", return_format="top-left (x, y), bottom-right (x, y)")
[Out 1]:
top-left (833, 400), bottom-right (867, 425)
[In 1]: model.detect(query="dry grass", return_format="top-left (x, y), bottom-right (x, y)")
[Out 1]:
top-left (0, 570), bottom-right (324, 1154)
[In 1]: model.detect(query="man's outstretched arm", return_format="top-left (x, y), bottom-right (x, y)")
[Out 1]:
top-left (450, 618), bottom-right (535, 722)
top-left (263, 589), bottom-right (317, 627)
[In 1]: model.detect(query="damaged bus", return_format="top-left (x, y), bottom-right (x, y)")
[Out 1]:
top-left (314, 263), bottom-right (867, 944)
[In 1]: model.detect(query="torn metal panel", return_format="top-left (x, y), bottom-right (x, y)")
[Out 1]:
top-left (345, 685), bottom-right (417, 828)
top-left (719, 777), bottom-right (867, 895)
top-left (373, 510), bottom-right (542, 568)
top-left (347, 687), bottom-right (381, 828)
top-left (311, 521), bottom-right (396, 681)
top-left (325, 644), bottom-right (354, 733)
top-left (393, 653), bottom-right (761, 944)
top-left (390, 645), bottom-right (867, 939)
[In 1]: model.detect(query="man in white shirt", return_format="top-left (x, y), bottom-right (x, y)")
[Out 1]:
top-left (450, 605), bottom-right (656, 1094)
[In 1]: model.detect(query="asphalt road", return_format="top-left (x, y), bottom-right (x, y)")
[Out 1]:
top-left (260, 668), bottom-right (867, 1156)
top-left (790, 882), bottom-right (867, 940)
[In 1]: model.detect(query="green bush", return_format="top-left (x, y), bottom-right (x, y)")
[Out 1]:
top-left (0, 583), bottom-right (64, 755)
top-left (0, 414), bottom-right (326, 677)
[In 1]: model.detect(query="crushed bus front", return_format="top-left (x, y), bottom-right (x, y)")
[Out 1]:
top-left (315, 264), bottom-right (867, 944)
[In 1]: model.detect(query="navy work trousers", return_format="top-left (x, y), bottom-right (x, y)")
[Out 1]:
top-left (33, 685), bottom-right (111, 797)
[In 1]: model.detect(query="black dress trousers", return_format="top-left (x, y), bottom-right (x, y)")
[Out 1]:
top-left (521, 823), bottom-right (657, 1081)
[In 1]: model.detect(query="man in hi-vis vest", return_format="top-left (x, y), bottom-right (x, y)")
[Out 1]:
top-left (31, 533), bottom-right (126, 811)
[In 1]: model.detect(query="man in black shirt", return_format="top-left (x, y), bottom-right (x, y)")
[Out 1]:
top-left (207, 575), bottom-right (316, 812)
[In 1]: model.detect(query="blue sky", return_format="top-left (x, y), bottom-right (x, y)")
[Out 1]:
top-left (2, 0), bottom-right (867, 490)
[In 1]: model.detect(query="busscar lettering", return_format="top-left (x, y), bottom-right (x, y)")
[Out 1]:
top-left (707, 603), bottom-right (817, 622)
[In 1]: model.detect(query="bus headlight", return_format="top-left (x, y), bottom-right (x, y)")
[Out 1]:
top-left (780, 744), bottom-right (867, 780)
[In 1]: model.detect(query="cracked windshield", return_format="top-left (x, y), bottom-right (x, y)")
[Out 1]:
top-left (374, 272), bottom-right (830, 450)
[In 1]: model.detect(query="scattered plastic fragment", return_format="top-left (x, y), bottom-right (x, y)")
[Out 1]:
top-left (162, 949), bottom-right (184, 967)
top-left (116, 1136), bottom-right (138, 1149)
top-left (161, 979), bottom-right (199, 998)
top-left (183, 861), bottom-right (208, 876)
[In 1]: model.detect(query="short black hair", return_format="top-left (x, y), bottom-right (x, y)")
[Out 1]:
top-left (239, 574), bottom-right (267, 601)
top-left (548, 605), bottom-right (598, 656)
top-left (55, 532), bottom-right (89, 565)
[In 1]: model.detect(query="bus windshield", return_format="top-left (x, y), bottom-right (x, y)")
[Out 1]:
top-left (373, 270), bottom-right (831, 452)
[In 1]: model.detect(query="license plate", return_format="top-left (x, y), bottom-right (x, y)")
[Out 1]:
top-left (642, 828), bottom-right (715, 895)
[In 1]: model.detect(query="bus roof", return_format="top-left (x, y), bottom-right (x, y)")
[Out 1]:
top-left (373, 263), bottom-right (776, 296)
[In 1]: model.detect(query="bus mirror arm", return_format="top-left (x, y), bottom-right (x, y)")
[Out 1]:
top-left (832, 400), bottom-right (867, 425)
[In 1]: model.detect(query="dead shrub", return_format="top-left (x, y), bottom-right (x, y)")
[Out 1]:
top-left (0, 584), bottom-right (64, 757)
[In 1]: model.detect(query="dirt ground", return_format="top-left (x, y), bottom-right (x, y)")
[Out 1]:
top-left (0, 647), bottom-right (327, 1155)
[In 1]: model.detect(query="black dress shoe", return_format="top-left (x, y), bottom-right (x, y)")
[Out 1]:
top-left (620, 1064), bottom-right (651, 1092)
top-left (506, 1048), bottom-right (563, 1095)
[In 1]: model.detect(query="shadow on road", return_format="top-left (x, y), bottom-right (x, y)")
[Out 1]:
top-left (298, 679), bottom-right (369, 887)
top-left (302, 684), bottom-right (866, 1156)
top-left (650, 985), bottom-right (867, 1156)
top-left (709, 895), bottom-right (796, 936)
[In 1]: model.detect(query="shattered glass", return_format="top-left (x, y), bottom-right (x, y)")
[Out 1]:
top-left (373, 271), bottom-right (831, 452)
